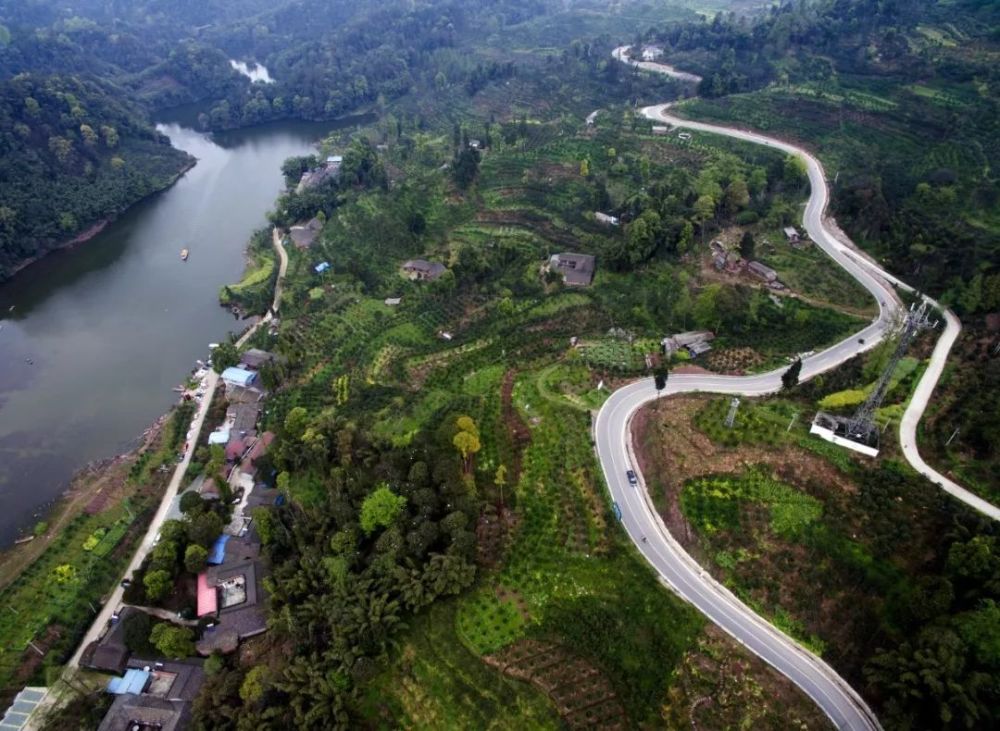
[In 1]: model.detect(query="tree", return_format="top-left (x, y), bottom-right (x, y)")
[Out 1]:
top-left (864, 625), bottom-right (994, 730)
top-left (782, 358), bottom-right (802, 390)
top-left (143, 569), bottom-right (174, 602)
top-left (677, 220), bottom-right (694, 256)
top-left (360, 484), bottom-right (406, 535)
top-left (179, 491), bottom-right (205, 515)
top-left (149, 623), bottom-right (195, 658)
top-left (452, 148), bottom-right (481, 190)
top-left (79, 124), bottom-right (98, 147)
top-left (122, 611), bottom-right (152, 653)
top-left (187, 511), bottom-right (223, 548)
top-left (211, 342), bottom-right (238, 373)
top-left (693, 194), bottom-right (716, 234)
top-left (184, 544), bottom-right (208, 574)
top-left (724, 178), bottom-right (750, 214)
top-left (580, 158), bottom-right (589, 177)
top-left (654, 366), bottom-right (669, 397)
top-left (284, 406), bottom-right (310, 440)
top-left (739, 231), bottom-right (756, 260)
top-left (240, 665), bottom-right (268, 703)
top-left (453, 416), bottom-right (482, 473)
top-left (453, 431), bottom-right (482, 470)
top-left (494, 464), bottom-right (508, 506)
top-left (783, 154), bottom-right (807, 187)
top-left (455, 415), bottom-right (479, 437)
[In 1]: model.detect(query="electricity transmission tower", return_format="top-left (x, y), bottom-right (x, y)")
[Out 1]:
top-left (843, 302), bottom-right (936, 445)
top-left (724, 397), bottom-right (740, 428)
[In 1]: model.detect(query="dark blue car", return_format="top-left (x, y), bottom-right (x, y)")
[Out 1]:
top-left (626, 469), bottom-right (638, 486)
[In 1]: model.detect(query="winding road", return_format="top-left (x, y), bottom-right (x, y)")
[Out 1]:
top-left (597, 47), bottom-right (1000, 730)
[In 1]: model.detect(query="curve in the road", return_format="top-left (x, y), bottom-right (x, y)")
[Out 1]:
top-left (598, 47), bottom-right (998, 731)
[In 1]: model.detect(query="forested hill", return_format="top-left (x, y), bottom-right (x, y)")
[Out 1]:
top-left (0, 0), bottom-right (568, 278)
top-left (0, 74), bottom-right (192, 280)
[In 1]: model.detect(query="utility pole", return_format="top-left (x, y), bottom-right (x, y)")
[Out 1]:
top-left (945, 427), bottom-right (960, 446)
top-left (786, 411), bottom-right (798, 432)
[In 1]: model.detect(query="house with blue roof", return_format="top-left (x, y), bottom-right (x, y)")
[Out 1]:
top-left (220, 367), bottom-right (257, 389)
top-left (107, 668), bottom-right (151, 695)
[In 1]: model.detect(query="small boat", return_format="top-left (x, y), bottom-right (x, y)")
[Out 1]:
top-left (180, 248), bottom-right (189, 261)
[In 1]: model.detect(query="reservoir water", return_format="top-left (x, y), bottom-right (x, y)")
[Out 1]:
top-left (0, 111), bottom-right (340, 546)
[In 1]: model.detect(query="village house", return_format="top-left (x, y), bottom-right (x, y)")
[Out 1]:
top-left (547, 253), bottom-right (596, 287)
top-left (641, 46), bottom-right (664, 61)
top-left (81, 607), bottom-right (141, 675)
top-left (88, 626), bottom-right (207, 731)
top-left (289, 217), bottom-right (322, 249)
top-left (296, 155), bottom-right (343, 193)
top-left (239, 348), bottom-right (279, 371)
top-left (196, 555), bottom-right (269, 655)
top-left (594, 212), bottom-right (620, 226)
top-left (402, 259), bottom-right (447, 281)
top-left (220, 366), bottom-right (256, 390)
top-left (98, 695), bottom-right (191, 731)
top-left (661, 331), bottom-right (714, 358)
top-left (783, 226), bottom-right (801, 244)
top-left (651, 125), bottom-right (669, 135)
top-left (468, 139), bottom-right (483, 150)
top-left (748, 260), bottom-right (778, 283)
top-left (106, 658), bottom-right (205, 704)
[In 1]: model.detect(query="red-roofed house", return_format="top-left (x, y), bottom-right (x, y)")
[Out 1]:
top-left (196, 573), bottom-right (217, 618)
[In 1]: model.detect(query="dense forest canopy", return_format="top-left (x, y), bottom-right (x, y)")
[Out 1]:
top-left (0, 0), bottom-right (589, 279)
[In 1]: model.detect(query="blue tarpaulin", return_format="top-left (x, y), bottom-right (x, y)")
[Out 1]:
top-left (208, 534), bottom-right (230, 565)
top-left (107, 669), bottom-right (150, 695)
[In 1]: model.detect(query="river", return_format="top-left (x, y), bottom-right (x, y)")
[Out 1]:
top-left (0, 111), bottom-right (341, 546)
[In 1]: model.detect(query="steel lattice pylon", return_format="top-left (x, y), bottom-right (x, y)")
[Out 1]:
top-left (844, 302), bottom-right (936, 444)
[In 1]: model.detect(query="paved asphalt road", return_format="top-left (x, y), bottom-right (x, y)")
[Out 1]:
top-left (596, 92), bottom-right (891, 727)
top-left (594, 46), bottom-right (1000, 729)
top-left (594, 46), bottom-right (997, 731)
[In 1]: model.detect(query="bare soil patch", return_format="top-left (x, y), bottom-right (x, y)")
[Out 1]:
top-left (632, 395), bottom-right (889, 680)
top-left (631, 396), bottom-right (857, 559)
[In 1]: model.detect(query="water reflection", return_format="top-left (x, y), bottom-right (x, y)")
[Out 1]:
top-left (0, 114), bottom-right (335, 545)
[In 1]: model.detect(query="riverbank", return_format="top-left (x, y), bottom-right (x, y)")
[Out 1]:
top-left (1, 156), bottom-right (197, 283)
top-left (0, 399), bottom-right (195, 705)
top-left (0, 414), bottom-right (168, 591)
